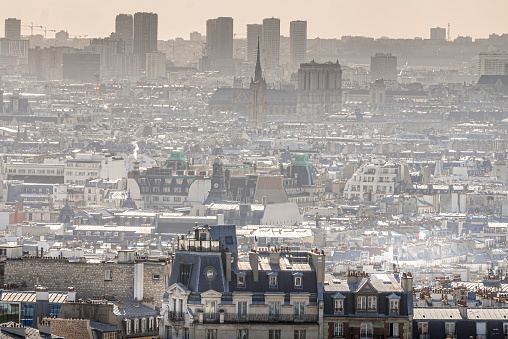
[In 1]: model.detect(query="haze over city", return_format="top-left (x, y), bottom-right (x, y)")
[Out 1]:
top-left (1, 0), bottom-right (508, 39)
top-left (2, 2), bottom-right (508, 339)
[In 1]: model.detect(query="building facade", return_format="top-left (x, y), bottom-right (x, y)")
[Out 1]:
top-left (371, 53), bottom-right (398, 81)
top-left (4, 18), bottom-right (21, 41)
top-left (146, 52), bottom-right (166, 79)
top-left (115, 14), bottom-right (134, 53)
top-left (262, 18), bottom-right (280, 70)
top-left (297, 61), bottom-right (342, 117)
top-left (160, 224), bottom-right (323, 339)
top-left (133, 12), bottom-right (158, 70)
top-left (290, 20), bottom-right (307, 69)
top-left (479, 52), bottom-right (508, 75)
top-left (246, 24), bottom-right (263, 63)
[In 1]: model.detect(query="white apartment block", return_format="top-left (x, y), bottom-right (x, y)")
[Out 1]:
top-left (343, 162), bottom-right (399, 202)
top-left (64, 153), bottom-right (126, 185)
top-left (4, 161), bottom-right (65, 183)
top-left (479, 51), bottom-right (508, 75)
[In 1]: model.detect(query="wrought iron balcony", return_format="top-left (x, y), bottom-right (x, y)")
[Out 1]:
top-left (223, 313), bottom-right (318, 323)
top-left (168, 311), bottom-right (185, 321)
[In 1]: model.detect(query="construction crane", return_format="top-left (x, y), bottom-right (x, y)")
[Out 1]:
top-left (37, 27), bottom-right (57, 39)
top-left (22, 22), bottom-right (42, 36)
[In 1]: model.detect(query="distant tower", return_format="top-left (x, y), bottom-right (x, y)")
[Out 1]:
top-left (206, 17), bottom-right (233, 61)
top-left (133, 12), bottom-right (158, 70)
top-left (5, 18), bottom-right (21, 40)
top-left (370, 53), bottom-right (397, 81)
top-left (204, 157), bottom-right (228, 204)
top-left (247, 24), bottom-right (263, 63)
top-left (290, 20), bottom-right (307, 69)
top-left (116, 14), bottom-right (133, 53)
top-left (248, 40), bottom-right (267, 128)
top-left (430, 27), bottom-right (446, 41)
top-left (262, 18), bottom-right (280, 70)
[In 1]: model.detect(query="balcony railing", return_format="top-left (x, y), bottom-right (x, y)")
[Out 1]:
top-left (223, 313), bottom-right (318, 323)
top-left (178, 238), bottom-right (221, 252)
top-left (168, 311), bottom-right (185, 321)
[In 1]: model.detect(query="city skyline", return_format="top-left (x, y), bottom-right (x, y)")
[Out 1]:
top-left (1, 0), bottom-right (508, 40)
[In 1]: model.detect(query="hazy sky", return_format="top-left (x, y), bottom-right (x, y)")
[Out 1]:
top-left (2, 0), bottom-right (507, 40)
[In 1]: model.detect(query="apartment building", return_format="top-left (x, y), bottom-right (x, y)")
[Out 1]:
top-left (343, 162), bottom-right (400, 202)
top-left (64, 153), bottom-right (126, 185)
top-left (160, 224), bottom-right (323, 339)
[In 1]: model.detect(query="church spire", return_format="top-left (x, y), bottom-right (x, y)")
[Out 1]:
top-left (254, 37), bottom-right (262, 82)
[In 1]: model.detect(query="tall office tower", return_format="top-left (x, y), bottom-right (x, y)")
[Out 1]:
top-left (479, 52), bottom-right (508, 75)
top-left (206, 17), bottom-right (233, 61)
top-left (290, 20), bottom-right (307, 68)
top-left (5, 18), bottom-right (21, 40)
top-left (133, 12), bottom-right (158, 70)
top-left (115, 14), bottom-right (133, 53)
top-left (262, 18), bottom-right (280, 69)
top-left (430, 27), bottom-right (446, 40)
top-left (247, 24), bottom-right (262, 63)
top-left (370, 53), bottom-right (398, 81)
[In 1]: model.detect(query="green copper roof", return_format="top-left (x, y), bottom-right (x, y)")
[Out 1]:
top-left (292, 153), bottom-right (310, 166)
top-left (167, 150), bottom-right (186, 163)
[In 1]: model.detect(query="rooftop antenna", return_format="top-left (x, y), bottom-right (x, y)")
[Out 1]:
top-left (447, 23), bottom-right (451, 42)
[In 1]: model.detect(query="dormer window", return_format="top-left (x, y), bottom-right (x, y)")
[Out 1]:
top-left (387, 293), bottom-right (401, 314)
top-left (293, 272), bottom-right (303, 289)
top-left (268, 272), bottom-right (278, 288)
top-left (389, 299), bottom-right (399, 314)
top-left (334, 299), bottom-right (344, 313)
top-left (237, 272), bottom-right (246, 288)
top-left (332, 292), bottom-right (346, 314)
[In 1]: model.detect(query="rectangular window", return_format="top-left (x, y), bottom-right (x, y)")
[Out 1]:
top-left (205, 329), bottom-right (217, 339)
top-left (205, 301), bottom-right (216, 320)
top-left (367, 296), bottom-right (377, 311)
top-left (153, 274), bottom-right (160, 280)
top-left (269, 329), bottom-right (281, 339)
top-left (269, 301), bottom-right (280, 320)
top-left (445, 322), bottom-right (455, 336)
top-left (104, 270), bottom-right (112, 281)
top-left (179, 263), bottom-right (192, 286)
top-left (269, 275), bottom-right (277, 287)
top-left (237, 301), bottom-right (247, 320)
top-left (389, 299), bottom-right (399, 313)
top-left (237, 329), bottom-right (248, 339)
top-left (237, 275), bottom-right (245, 287)
top-left (357, 296), bottom-right (366, 310)
top-left (418, 323), bottom-right (428, 335)
top-left (360, 323), bottom-right (373, 339)
top-left (184, 328), bottom-right (189, 339)
top-left (294, 330), bottom-right (306, 339)
top-left (389, 323), bottom-right (399, 338)
top-left (295, 276), bottom-right (302, 287)
top-left (334, 299), bottom-right (344, 313)
top-left (334, 322), bottom-right (344, 337)
top-left (294, 302), bottom-right (305, 321)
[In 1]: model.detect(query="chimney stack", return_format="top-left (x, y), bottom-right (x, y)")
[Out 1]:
top-left (249, 250), bottom-right (259, 282)
top-left (67, 287), bottom-right (76, 302)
